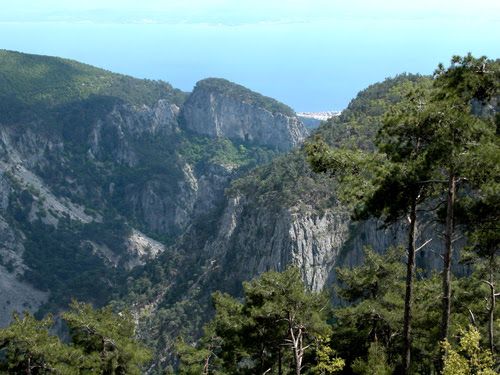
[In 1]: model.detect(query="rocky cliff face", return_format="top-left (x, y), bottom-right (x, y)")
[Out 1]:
top-left (0, 131), bottom-right (170, 326)
top-left (123, 162), bottom-right (236, 236)
top-left (83, 99), bottom-right (239, 237)
top-left (182, 82), bottom-right (308, 151)
top-left (0, 98), bottom-right (187, 325)
top-left (200, 197), bottom-right (351, 293)
top-left (1, 84), bottom-right (280, 325)
top-left (88, 100), bottom-right (180, 167)
top-left (172, 190), bottom-right (467, 304)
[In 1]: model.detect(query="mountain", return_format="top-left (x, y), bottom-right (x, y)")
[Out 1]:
top-left (0, 50), bottom-right (305, 324)
top-left (183, 78), bottom-right (306, 151)
top-left (111, 73), bottom-right (472, 372)
top-left (0, 50), bottom-right (477, 373)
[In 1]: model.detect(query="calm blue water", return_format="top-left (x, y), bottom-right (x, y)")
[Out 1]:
top-left (0, 20), bottom-right (498, 112)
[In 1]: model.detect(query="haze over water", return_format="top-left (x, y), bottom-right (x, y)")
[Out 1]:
top-left (1, 0), bottom-right (499, 112)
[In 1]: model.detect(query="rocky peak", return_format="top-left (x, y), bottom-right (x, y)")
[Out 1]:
top-left (181, 78), bottom-right (308, 151)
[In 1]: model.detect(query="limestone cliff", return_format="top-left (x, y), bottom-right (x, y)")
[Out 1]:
top-left (122, 162), bottom-right (236, 236)
top-left (88, 100), bottom-right (180, 166)
top-left (0, 91), bottom-right (242, 325)
top-left (202, 197), bottom-right (351, 292)
top-left (0, 98), bottom-right (182, 324)
top-left (177, 191), bottom-right (466, 304)
top-left (182, 78), bottom-right (308, 151)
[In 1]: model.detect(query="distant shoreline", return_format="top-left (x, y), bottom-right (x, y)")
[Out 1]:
top-left (297, 111), bottom-right (341, 121)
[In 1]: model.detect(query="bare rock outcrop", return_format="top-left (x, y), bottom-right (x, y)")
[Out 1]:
top-left (88, 100), bottom-right (180, 166)
top-left (0, 216), bottom-right (48, 328)
top-left (182, 79), bottom-right (308, 151)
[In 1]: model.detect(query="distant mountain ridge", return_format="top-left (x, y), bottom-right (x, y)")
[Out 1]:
top-left (0, 49), bottom-right (187, 109)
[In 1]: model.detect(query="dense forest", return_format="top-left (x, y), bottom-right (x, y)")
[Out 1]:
top-left (0, 51), bottom-right (498, 374)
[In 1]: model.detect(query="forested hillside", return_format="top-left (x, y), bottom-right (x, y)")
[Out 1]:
top-left (112, 72), bottom-right (466, 373)
top-left (0, 50), bottom-right (498, 374)
top-left (0, 50), bottom-right (288, 320)
top-left (0, 49), bottom-right (186, 109)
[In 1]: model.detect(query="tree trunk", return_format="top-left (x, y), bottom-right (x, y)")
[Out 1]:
top-left (259, 342), bottom-right (266, 375)
top-left (27, 352), bottom-right (31, 375)
top-left (204, 354), bottom-right (210, 375)
top-left (278, 347), bottom-right (282, 375)
top-left (101, 335), bottom-right (107, 375)
top-left (439, 169), bottom-right (455, 370)
top-left (291, 327), bottom-right (303, 375)
top-left (402, 200), bottom-right (417, 375)
top-left (487, 255), bottom-right (496, 356)
top-left (289, 312), bottom-right (304, 375)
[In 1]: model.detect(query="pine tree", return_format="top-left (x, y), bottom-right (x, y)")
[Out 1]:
top-left (62, 300), bottom-right (152, 375)
top-left (0, 311), bottom-right (81, 374)
top-left (426, 55), bottom-right (499, 368)
top-left (0, 302), bottom-right (152, 374)
top-left (242, 266), bottom-right (332, 375)
top-left (306, 53), bottom-right (500, 373)
top-left (175, 324), bottom-right (222, 375)
top-left (332, 247), bottom-right (405, 370)
top-left (351, 339), bottom-right (394, 375)
top-left (178, 266), bottom-right (335, 375)
top-left (455, 121), bottom-right (500, 358)
top-left (363, 87), bottom-right (438, 375)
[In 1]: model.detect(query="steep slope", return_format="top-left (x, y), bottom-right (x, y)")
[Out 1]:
top-left (1, 50), bottom-right (479, 373)
top-left (182, 78), bottom-right (308, 151)
top-left (0, 50), bottom-right (188, 321)
top-left (0, 50), bottom-right (302, 324)
top-left (118, 73), bottom-right (473, 373)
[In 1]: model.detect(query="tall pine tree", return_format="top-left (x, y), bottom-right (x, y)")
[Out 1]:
top-left (306, 53), bottom-right (499, 373)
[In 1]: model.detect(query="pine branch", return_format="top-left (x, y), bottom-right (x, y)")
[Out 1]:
top-left (415, 238), bottom-right (433, 253)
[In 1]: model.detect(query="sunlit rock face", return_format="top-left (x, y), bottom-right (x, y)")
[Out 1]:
top-left (182, 83), bottom-right (308, 151)
top-left (201, 198), bottom-right (352, 293)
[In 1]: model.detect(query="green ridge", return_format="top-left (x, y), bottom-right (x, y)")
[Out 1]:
top-left (0, 49), bottom-right (187, 108)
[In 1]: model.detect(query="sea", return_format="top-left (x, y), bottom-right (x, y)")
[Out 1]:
top-left (0, 19), bottom-right (498, 112)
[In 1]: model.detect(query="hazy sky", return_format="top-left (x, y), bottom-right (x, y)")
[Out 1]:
top-left (3, 0), bottom-right (500, 25)
top-left (1, 1), bottom-right (499, 111)
top-left (4, 0), bottom-right (500, 19)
